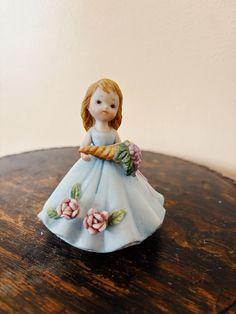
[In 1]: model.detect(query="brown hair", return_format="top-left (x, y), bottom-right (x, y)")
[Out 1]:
top-left (81, 78), bottom-right (123, 131)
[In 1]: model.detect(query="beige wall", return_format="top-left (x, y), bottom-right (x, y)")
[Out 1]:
top-left (1, 0), bottom-right (236, 180)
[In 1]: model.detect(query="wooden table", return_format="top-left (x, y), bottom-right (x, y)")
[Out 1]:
top-left (0, 148), bottom-right (235, 314)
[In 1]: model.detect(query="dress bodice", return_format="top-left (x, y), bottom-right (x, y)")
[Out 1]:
top-left (89, 126), bottom-right (116, 146)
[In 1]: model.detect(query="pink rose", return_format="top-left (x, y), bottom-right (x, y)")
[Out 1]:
top-left (56, 198), bottom-right (80, 219)
top-left (83, 208), bottom-right (109, 235)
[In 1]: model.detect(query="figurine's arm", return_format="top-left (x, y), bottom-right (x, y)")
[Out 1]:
top-left (114, 131), bottom-right (122, 143)
top-left (80, 130), bottom-right (92, 161)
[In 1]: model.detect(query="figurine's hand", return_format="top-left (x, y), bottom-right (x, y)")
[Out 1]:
top-left (81, 153), bottom-right (92, 161)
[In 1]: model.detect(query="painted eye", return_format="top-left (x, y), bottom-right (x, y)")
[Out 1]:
top-left (96, 100), bottom-right (102, 104)
top-left (111, 104), bottom-right (116, 108)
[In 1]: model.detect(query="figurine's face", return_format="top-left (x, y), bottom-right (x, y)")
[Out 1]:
top-left (88, 87), bottom-right (119, 123)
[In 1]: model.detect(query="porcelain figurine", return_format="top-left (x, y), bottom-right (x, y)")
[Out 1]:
top-left (37, 78), bottom-right (166, 253)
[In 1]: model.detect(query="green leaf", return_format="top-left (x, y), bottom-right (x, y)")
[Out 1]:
top-left (113, 141), bottom-right (135, 176)
top-left (122, 158), bottom-right (134, 176)
top-left (115, 145), bottom-right (128, 159)
top-left (115, 150), bottom-right (129, 161)
top-left (47, 208), bottom-right (61, 219)
top-left (108, 210), bottom-right (127, 226)
top-left (70, 183), bottom-right (81, 200)
top-left (123, 154), bottom-right (132, 163)
top-left (119, 142), bottom-right (129, 151)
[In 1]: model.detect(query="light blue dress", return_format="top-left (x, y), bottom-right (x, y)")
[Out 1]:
top-left (37, 127), bottom-right (166, 253)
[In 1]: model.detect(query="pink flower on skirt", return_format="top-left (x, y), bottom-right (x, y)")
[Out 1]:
top-left (56, 198), bottom-right (80, 219)
top-left (83, 208), bottom-right (109, 235)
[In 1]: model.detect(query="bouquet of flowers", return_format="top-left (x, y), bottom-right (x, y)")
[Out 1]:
top-left (79, 140), bottom-right (142, 176)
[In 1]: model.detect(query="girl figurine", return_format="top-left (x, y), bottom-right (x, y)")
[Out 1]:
top-left (37, 78), bottom-right (166, 253)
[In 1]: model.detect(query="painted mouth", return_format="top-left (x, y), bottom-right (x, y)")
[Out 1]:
top-left (102, 111), bottom-right (108, 114)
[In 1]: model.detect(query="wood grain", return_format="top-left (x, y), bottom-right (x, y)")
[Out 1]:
top-left (0, 147), bottom-right (235, 314)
